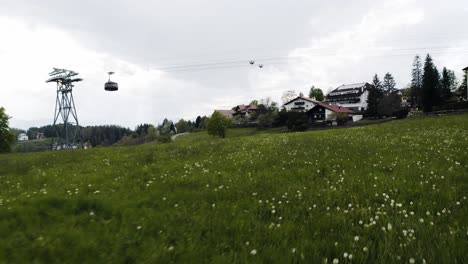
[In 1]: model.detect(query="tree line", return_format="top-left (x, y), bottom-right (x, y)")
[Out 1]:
top-left (411, 54), bottom-right (466, 112)
top-left (366, 53), bottom-right (467, 118)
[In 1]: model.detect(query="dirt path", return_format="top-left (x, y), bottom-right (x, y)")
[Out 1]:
top-left (171, 132), bottom-right (189, 141)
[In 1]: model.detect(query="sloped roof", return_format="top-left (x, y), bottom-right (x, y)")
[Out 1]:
top-left (327, 82), bottom-right (370, 98)
top-left (312, 101), bottom-right (353, 113)
top-left (463, 66), bottom-right (468, 71)
top-left (215, 110), bottom-right (235, 118)
top-left (236, 104), bottom-right (258, 111)
top-left (283, 96), bottom-right (317, 106)
top-left (335, 82), bottom-right (368, 90)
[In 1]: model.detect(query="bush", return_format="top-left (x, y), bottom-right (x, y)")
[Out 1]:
top-left (433, 101), bottom-right (468, 111)
top-left (286, 112), bottom-right (309, 131)
top-left (274, 109), bottom-right (289, 127)
top-left (393, 108), bottom-right (409, 119)
top-left (329, 112), bottom-right (349, 126)
top-left (257, 112), bottom-right (278, 129)
top-left (157, 135), bottom-right (171, 143)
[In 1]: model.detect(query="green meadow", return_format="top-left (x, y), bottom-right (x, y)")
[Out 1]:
top-left (0, 115), bottom-right (467, 263)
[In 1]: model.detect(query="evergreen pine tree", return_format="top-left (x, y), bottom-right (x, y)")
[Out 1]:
top-left (195, 116), bottom-right (202, 128)
top-left (440, 67), bottom-right (454, 102)
top-left (421, 54), bottom-right (441, 112)
top-left (410, 55), bottom-right (423, 108)
top-left (382, 72), bottom-right (396, 92)
top-left (458, 70), bottom-right (467, 99)
top-left (366, 74), bottom-right (384, 118)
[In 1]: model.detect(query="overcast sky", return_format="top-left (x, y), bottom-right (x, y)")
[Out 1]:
top-left (1, 0), bottom-right (467, 129)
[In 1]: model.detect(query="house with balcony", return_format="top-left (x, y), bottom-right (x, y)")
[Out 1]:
top-left (326, 83), bottom-right (372, 112)
top-left (283, 96), bottom-right (318, 112)
top-left (214, 104), bottom-right (258, 119)
top-left (232, 104), bottom-right (258, 118)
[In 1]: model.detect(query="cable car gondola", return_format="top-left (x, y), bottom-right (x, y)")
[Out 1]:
top-left (104, 71), bottom-right (118, 91)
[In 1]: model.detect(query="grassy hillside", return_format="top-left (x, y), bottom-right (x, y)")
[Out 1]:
top-left (0, 115), bottom-right (467, 263)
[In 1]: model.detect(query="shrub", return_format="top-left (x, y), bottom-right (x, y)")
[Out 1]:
top-left (257, 112), bottom-right (278, 129)
top-left (157, 135), bottom-right (171, 143)
top-left (329, 112), bottom-right (349, 125)
top-left (393, 108), bottom-right (409, 119)
top-left (433, 101), bottom-right (468, 111)
top-left (286, 112), bottom-right (309, 131)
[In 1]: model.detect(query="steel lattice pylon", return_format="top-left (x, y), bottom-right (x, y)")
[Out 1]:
top-left (46, 68), bottom-right (83, 150)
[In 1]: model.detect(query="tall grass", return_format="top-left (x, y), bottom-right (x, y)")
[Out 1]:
top-left (0, 115), bottom-right (467, 263)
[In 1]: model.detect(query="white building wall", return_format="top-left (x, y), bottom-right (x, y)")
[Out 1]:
top-left (17, 133), bottom-right (28, 141)
top-left (353, 115), bottom-right (363, 122)
top-left (330, 90), bottom-right (369, 111)
top-left (325, 109), bottom-right (334, 120)
top-left (284, 98), bottom-right (316, 112)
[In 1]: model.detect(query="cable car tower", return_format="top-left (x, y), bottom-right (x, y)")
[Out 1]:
top-left (46, 68), bottom-right (83, 150)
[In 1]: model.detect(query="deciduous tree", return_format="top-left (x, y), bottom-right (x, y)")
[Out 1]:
top-left (207, 111), bottom-right (231, 138)
top-left (281, 90), bottom-right (297, 105)
top-left (175, 119), bottom-right (190, 133)
top-left (309, 86), bottom-right (324, 101)
top-left (0, 107), bottom-right (15, 153)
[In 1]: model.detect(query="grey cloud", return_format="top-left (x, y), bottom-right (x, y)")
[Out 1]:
top-left (1, 0), bottom-right (467, 129)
